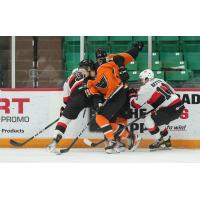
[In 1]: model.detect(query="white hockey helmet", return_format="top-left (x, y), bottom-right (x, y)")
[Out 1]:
top-left (139, 69), bottom-right (154, 84)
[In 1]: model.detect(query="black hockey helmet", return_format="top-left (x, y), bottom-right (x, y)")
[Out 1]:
top-left (95, 48), bottom-right (107, 59)
top-left (79, 59), bottom-right (95, 71)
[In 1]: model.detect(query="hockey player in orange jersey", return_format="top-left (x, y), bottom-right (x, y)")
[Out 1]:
top-left (87, 42), bottom-right (143, 154)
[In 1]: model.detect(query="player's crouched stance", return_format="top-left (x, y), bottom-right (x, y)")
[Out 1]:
top-left (47, 59), bottom-right (96, 153)
top-left (129, 69), bottom-right (185, 151)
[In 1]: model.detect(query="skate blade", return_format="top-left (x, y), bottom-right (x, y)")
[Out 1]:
top-left (47, 147), bottom-right (61, 155)
top-left (54, 149), bottom-right (64, 155)
top-left (150, 146), bottom-right (172, 152)
top-left (105, 149), bottom-right (120, 154)
top-left (106, 151), bottom-right (120, 154)
top-left (118, 147), bottom-right (126, 152)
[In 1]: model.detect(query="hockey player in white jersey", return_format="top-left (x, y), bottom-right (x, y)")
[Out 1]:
top-left (129, 69), bottom-right (185, 150)
top-left (47, 59), bottom-right (96, 153)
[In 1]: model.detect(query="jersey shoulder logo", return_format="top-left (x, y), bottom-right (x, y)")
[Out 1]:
top-left (96, 76), bottom-right (108, 89)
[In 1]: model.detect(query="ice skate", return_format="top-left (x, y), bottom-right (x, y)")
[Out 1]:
top-left (47, 134), bottom-right (62, 153)
top-left (105, 140), bottom-right (120, 154)
top-left (149, 136), bottom-right (171, 151)
top-left (113, 124), bottom-right (127, 152)
top-left (47, 140), bottom-right (57, 153)
top-left (116, 139), bottom-right (126, 152)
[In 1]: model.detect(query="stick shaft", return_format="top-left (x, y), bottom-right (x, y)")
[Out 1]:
top-left (88, 109), bottom-right (154, 147)
top-left (59, 85), bottom-right (123, 153)
top-left (10, 118), bottom-right (59, 147)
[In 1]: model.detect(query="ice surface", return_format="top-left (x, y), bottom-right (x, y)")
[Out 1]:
top-left (0, 148), bottom-right (200, 163)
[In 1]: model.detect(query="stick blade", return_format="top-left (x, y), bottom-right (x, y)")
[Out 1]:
top-left (55, 150), bottom-right (62, 155)
top-left (83, 138), bottom-right (92, 147)
top-left (9, 139), bottom-right (24, 147)
top-left (129, 134), bottom-right (142, 152)
top-left (59, 148), bottom-right (70, 154)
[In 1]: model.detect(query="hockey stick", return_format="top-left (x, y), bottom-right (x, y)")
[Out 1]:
top-left (10, 118), bottom-right (59, 147)
top-left (83, 109), bottom-right (154, 147)
top-left (82, 108), bottom-right (87, 118)
top-left (57, 116), bottom-right (95, 154)
top-left (57, 85), bottom-right (124, 154)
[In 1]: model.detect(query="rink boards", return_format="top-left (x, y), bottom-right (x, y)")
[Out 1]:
top-left (0, 88), bottom-right (200, 148)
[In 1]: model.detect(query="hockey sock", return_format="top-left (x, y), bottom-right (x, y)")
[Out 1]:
top-left (96, 114), bottom-right (115, 140)
top-left (53, 131), bottom-right (63, 143)
top-left (148, 126), bottom-right (160, 140)
top-left (115, 117), bottom-right (129, 139)
top-left (53, 116), bottom-right (71, 142)
top-left (160, 128), bottom-right (169, 141)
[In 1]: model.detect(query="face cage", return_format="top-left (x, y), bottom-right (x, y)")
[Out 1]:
top-left (96, 57), bottom-right (106, 65)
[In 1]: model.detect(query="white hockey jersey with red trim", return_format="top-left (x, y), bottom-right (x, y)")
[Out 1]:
top-left (130, 78), bottom-right (181, 110)
top-left (62, 71), bottom-right (84, 104)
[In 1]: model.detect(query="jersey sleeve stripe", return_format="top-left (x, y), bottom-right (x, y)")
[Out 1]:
top-left (148, 93), bottom-right (165, 109)
top-left (131, 99), bottom-right (142, 109)
top-left (70, 79), bottom-right (84, 95)
top-left (148, 92), bottom-right (162, 105)
top-left (167, 98), bottom-right (182, 107)
top-left (68, 75), bottom-right (76, 89)
top-left (63, 96), bottom-right (70, 104)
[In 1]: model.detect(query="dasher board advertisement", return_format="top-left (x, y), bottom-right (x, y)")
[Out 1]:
top-left (0, 88), bottom-right (200, 141)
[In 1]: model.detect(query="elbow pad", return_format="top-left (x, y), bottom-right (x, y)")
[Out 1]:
top-left (113, 55), bottom-right (125, 67)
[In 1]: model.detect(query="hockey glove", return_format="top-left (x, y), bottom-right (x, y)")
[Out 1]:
top-left (77, 79), bottom-right (92, 97)
top-left (128, 88), bottom-right (138, 98)
top-left (60, 106), bottom-right (65, 117)
top-left (77, 79), bottom-right (88, 92)
top-left (126, 41), bottom-right (144, 60)
top-left (92, 94), bottom-right (103, 112)
top-left (119, 66), bottom-right (129, 84)
top-left (134, 41), bottom-right (144, 51)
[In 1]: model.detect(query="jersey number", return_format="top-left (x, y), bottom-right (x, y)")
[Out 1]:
top-left (156, 83), bottom-right (174, 100)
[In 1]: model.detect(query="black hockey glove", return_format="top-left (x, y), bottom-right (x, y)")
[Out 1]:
top-left (77, 83), bottom-right (88, 92)
top-left (76, 79), bottom-right (92, 97)
top-left (134, 41), bottom-right (144, 51)
top-left (77, 78), bottom-right (88, 92)
top-left (60, 106), bottom-right (65, 117)
top-left (92, 94), bottom-right (103, 112)
top-left (119, 66), bottom-right (129, 84)
top-left (128, 88), bottom-right (138, 98)
top-left (112, 55), bottom-right (129, 83)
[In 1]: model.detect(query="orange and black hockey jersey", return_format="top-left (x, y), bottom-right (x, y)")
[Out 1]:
top-left (107, 53), bottom-right (133, 65)
top-left (87, 53), bottom-right (134, 99)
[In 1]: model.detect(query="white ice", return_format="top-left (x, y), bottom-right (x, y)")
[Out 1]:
top-left (0, 148), bottom-right (200, 162)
